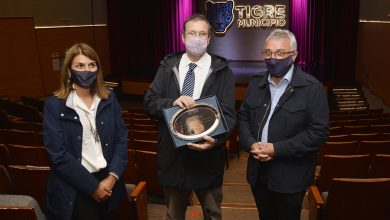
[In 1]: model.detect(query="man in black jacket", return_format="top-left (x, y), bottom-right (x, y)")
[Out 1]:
top-left (144, 14), bottom-right (235, 220)
top-left (238, 29), bottom-right (329, 220)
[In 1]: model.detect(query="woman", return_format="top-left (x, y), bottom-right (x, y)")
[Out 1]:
top-left (43, 43), bottom-right (128, 220)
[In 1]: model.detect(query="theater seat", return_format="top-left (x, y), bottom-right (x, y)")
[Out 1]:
top-left (308, 178), bottom-right (390, 220)
top-left (114, 181), bottom-right (148, 220)
top-left (0, 194), bottom-right (46, 220)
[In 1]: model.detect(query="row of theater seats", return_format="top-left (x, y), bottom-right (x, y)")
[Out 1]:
top-left (123, 108), bottom-right (163, 201)
top-left (308, 154), bottom-right (390, 220)
top-left (308, 177), bottom-right (390, 220)
top-left (329, 111), bottom-right (390, 133)
top-left (0, 129), bottom-right (43, 147)
top-left (317, 140), bottom-right (390, 164)
top-left (0, 97), bottom-right (44, 123)
top-left (0, 164), bottom-right (148, 220)
top-left (308, 107), bottom-right (390, 219)
top-left (0, 143), bottom-right (148, 220)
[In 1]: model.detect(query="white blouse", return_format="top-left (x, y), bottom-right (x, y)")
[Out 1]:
top-left (66, 90), bottom-right (107, 173)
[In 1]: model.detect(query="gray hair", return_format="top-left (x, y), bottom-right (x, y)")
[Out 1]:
top-left (265, 29), bottom-right (297, 51)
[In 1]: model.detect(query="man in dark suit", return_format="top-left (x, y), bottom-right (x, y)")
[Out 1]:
top-left (238, 29), bottom-right (329, 220)
top-left (144, 14), bottom-right (235, 220)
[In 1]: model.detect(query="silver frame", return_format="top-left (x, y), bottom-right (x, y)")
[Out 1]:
top-left (169, 102), bottom-right (221, 141)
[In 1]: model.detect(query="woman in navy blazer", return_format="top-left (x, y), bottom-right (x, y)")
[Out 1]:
top-left (43, 43), bottom-right (128, 220)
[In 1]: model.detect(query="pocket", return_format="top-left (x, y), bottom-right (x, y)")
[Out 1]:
top-left (280, 100), bottom-right (306, 113)
top-left (279, 100), bottom-right (307, 135)
top-left (247, 97), bottom-right (262, 110)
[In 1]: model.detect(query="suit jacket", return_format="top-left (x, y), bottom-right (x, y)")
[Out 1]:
top-left (143, 52), bottom-right (236, 189)
top-left (43, 91), bottom-right (128, 220)
top-left (238, 66), bottom-right (329, 193)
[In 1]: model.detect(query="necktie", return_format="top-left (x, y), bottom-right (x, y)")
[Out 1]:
top-left (181, 63), bottom-right (197, 97)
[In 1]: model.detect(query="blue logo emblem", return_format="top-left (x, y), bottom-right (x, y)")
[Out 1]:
top-left (205, 0), bottom-right (235, 34)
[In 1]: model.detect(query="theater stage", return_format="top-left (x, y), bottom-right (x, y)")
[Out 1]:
top-left (122, 61), bottom-right (267, 101)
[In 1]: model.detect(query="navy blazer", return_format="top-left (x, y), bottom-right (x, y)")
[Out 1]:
top-left (238, 67), bottom-right (329, 193)
top-left (43, 91), bottom-right (128, 220)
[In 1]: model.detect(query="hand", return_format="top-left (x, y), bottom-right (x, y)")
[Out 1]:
top-left (91, 182), bottom-right (112, 203)
top-left (90, 175), bottom-right (117, 203)
top-left (173, 96), bottom-right (195, 109)
top-left (187, 135), bottom-right (216, 151)
top-left (100, 174), bottom-right (117, 194)
top-left (258, 142), bottom-right (275, 157)
top-left (250, 142), bottom-right (273, 162)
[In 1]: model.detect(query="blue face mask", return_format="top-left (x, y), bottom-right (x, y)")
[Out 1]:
top-left (265, 56), bottom-right (293, 78)
top-left (69, 69), bottom-right (97, 89)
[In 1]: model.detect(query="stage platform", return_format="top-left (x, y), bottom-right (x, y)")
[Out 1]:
top-left (122, 61), bottom-right (266, 101)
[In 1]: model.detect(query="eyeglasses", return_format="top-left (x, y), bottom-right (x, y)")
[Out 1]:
top-left (185, 31), bottom-right (209, 39)
top-left (261, 50), bottom-right (295, 59)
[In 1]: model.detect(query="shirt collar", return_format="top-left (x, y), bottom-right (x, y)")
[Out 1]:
top-left (268, 64), bottom-right (294, 86)
top-left (181, 52), bottom-right (210, 70)
top-left (66, 90), bottom-right (101, 112)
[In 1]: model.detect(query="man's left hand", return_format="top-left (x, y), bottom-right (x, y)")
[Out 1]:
top-left (187, 135), bottom-right (216, 151)
top-left (258, 142), bottom-right (275, 157)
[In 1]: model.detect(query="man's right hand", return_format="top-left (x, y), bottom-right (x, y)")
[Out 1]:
top-left (173, 96), bottom-right (195, 109)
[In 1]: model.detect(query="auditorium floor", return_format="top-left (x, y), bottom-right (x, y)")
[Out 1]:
top-left (146, 151), bottom-right (311, 220)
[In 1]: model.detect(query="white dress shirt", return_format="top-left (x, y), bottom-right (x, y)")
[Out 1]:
top-left (178, 52), bottom-right (211, 100)
top-left (66, 90), bottom-right (107, 173)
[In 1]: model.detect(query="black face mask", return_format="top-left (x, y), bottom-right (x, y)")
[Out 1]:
top-left (69, 68), bottom-right (97, 89)
top-left (265, 56), bottom-right (293, 78)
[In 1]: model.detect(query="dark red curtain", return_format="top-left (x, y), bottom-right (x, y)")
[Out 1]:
top-left (290, 0), bottom-right (359, 83)
top-left (320, 0), bottom-right (360, 84)
top-left (106, 0), bottom-right (197, 80)
top-left (107, 1), bottom-right (166, 80)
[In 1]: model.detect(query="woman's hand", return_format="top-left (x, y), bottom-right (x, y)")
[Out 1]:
top-left (91, 175), bottom-right (117, 202)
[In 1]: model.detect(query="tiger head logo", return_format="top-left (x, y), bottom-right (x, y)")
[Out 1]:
top-left (205, 0), bottom-right (235, 34)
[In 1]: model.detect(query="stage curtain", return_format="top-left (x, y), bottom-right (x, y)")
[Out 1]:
top-left (290, 0), bottom-right (359, 83)
top-left (165, 0), bottom-right (198, 52)
top-left (320, 0), bottom-right (360, 84)
top-left (106, 0), bottom-right (197, 80)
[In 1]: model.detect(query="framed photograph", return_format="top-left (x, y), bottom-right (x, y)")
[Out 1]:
top-left (163, 95), bottom-right (229, 148)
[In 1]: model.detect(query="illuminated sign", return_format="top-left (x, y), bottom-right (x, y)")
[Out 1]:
top-left (235, 5), bottom-right (286, 28)
top-left (206, 0), bottom-right (287, 34)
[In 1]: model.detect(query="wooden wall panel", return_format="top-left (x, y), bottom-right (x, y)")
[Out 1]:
top-left (35, 26), bottom-right (111, 95)
top-left (0, 18), bottom-right (44, 100)
top-left (0, 19), bottom-right (111, 99)
top-left (355, 22), bottom-right (390, 107)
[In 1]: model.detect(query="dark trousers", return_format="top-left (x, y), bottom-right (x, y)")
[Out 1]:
top-left (72, 169), bottom-right (114, 220)
top-left (164, 186), bottom-right (223, 220)
top-left (251, 182), bottom-right (305, 220)
top-left (72, 193), bottom-right (113, 220)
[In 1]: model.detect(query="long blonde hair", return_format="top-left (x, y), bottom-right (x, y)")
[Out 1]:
top-left (54, 43), bottom-right (109, 99)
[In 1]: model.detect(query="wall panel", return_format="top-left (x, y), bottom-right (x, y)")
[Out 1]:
top-left (355, 22), bottom-right (390, 106)
top-left (35, 26), bottom-right (111, 95)
top-left (0, 18), bottom-right (44, 100)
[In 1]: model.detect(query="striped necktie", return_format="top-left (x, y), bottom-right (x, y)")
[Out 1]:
top-left (181, 63), bottom-right (197, 97)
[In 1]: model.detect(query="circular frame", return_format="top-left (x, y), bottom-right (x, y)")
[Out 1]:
top-left (170, 102), bottom-right (221, 141)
